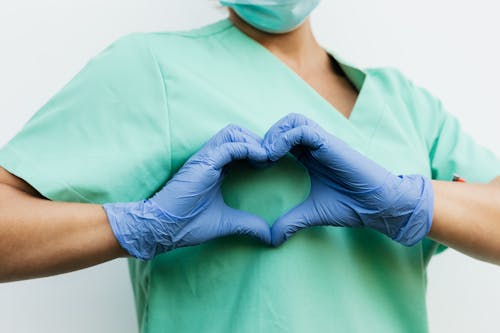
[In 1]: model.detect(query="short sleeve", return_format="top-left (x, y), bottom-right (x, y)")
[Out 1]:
top-left (0, 33), bottom-right (171, 204)
top-left (428, 108), bottom-right (500, 183)
top-left (407, 82), bottom-right (500, 183)
top-left (399, 71), bottom-right (500, 257)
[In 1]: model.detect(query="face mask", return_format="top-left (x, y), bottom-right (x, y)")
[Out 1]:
top-left (220, 0), bottom-right (321, 34)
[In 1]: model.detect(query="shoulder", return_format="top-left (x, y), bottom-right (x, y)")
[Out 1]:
top-left (101, 20), bottom-right (233, 67)
top-left (98, 32), bottom-right (151, 58)
top-left (363, 66), bottom-right (450, 148)
top-left (364, 67), bottom-right (442, 110)
top-left (137, 19), bottom-right (234, 51)
top-left (82, 32), bottom-right (156, 75)
top-left (90, 27), bottom-right (207, 66)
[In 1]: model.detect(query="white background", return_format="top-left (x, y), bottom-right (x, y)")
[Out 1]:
top-left (1, 1), bottom-right (499, 332)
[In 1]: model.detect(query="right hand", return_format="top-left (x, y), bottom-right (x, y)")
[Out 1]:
top-left (263, 113), bottom-right (434, 247)
top-left (103, 125), bottom-right (272, 260)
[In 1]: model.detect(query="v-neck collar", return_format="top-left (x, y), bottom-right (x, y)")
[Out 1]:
top-left (212, 18), bottom-right (389, 149)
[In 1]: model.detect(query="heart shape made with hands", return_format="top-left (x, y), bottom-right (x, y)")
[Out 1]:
top-left (220, 114), bottom-right (353, 246)
top-left (221, 113), bottom-right (333, 247)
top-left (221, 162), bottom-right (306, 247)
top-left (105, 112), bottom-right (433, 261)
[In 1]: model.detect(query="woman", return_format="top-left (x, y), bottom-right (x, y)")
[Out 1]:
top-left (1, 1), bottom-right (499, 332)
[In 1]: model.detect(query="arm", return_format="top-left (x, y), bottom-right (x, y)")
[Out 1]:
top-left (429, 177), bottom-right (500, 264)
top-left (0, 167), bottom-right (126, 283)
top-left (0, 125), bottom-right (272, 282)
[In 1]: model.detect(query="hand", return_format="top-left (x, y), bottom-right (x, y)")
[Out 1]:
top-left (263, 113), bottom-right (434, 247)
top-left (103, 125), bottom-right (272, 260)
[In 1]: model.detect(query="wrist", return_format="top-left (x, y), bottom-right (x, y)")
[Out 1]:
top-left (103, 200), bottom-right (162, 261)
top-left (391, 175), bottom-right (435, 246)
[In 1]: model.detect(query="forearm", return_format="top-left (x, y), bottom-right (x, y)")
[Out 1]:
top-left (428, 177), bottom-right (500, 264)
top-left (0, 184), bottom-right (127, 283)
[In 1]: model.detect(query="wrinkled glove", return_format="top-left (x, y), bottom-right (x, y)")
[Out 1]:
top-left (263, 113), bottom-right (434, 247)
top-left (103, 125), bottom-right (272, 260)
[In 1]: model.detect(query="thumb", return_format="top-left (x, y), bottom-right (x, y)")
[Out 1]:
top-left (271, 198), bottom-right (317, 247)
top-left (220, 206), bottom-right (272, 245)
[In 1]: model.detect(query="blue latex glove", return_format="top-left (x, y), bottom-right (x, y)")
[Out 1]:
top-left (103, 125), bottom-right (272, 260)
top-left (263, 113), bottom-right (434, 247)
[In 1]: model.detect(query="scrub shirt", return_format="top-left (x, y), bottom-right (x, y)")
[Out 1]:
top-left (0, 18), bottom-right (499, 333)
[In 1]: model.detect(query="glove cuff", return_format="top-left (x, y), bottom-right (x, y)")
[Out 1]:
top-left (103, 200), bottom-right (170, 261)
top-left (391, 175), bottom-right (435, 246)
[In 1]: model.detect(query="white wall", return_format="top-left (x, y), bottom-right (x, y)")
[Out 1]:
top-left (0, 1), bottom-right (499, 332)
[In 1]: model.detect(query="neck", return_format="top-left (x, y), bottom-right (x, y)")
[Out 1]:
top-left (228, 9), bottom-right (329, 74)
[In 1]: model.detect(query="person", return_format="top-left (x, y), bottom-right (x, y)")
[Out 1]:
top-left (0, 0), bottom-right (499, 332)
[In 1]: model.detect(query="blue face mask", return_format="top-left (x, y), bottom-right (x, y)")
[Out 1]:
top-left (220, 0), bottom-right (321, 34)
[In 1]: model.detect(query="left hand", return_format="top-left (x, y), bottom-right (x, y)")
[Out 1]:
top-left (263, 113), bottom-right (434, 247)
top-left (103, 125), bottom-right (272, 260)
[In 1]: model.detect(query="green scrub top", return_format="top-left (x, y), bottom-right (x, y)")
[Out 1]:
top-left (0, 18), bottom-right (499, 333)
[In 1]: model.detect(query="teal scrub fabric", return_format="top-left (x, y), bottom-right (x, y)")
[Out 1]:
top-left (0, 18), bottom-right (499, 333)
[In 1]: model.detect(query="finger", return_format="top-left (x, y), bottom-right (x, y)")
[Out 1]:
top-left (234, 126), bottom-right (265, 145)
top-left (197, 125), bottom-right (267, 165)
top-left (266, 113), bottom-right (320, 135)
top-left (271, 198), bottom-right (319, 247)
top-left (265, 125), bottom-right (325, 162)
top-left (220, 206), bottom-right (272, 245)
top-left (220, 125), bottom-right (277, 168)
top-left (217, 125), bottom-right (274, 169)
top-left (264, 113), bottom-right (320, 146)
top-left (210, 124), bottom-right (263, 147)
top-left (211, 142), bottom-right (267, 170)
top-left (269, 124), bottom-right (391, 189)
